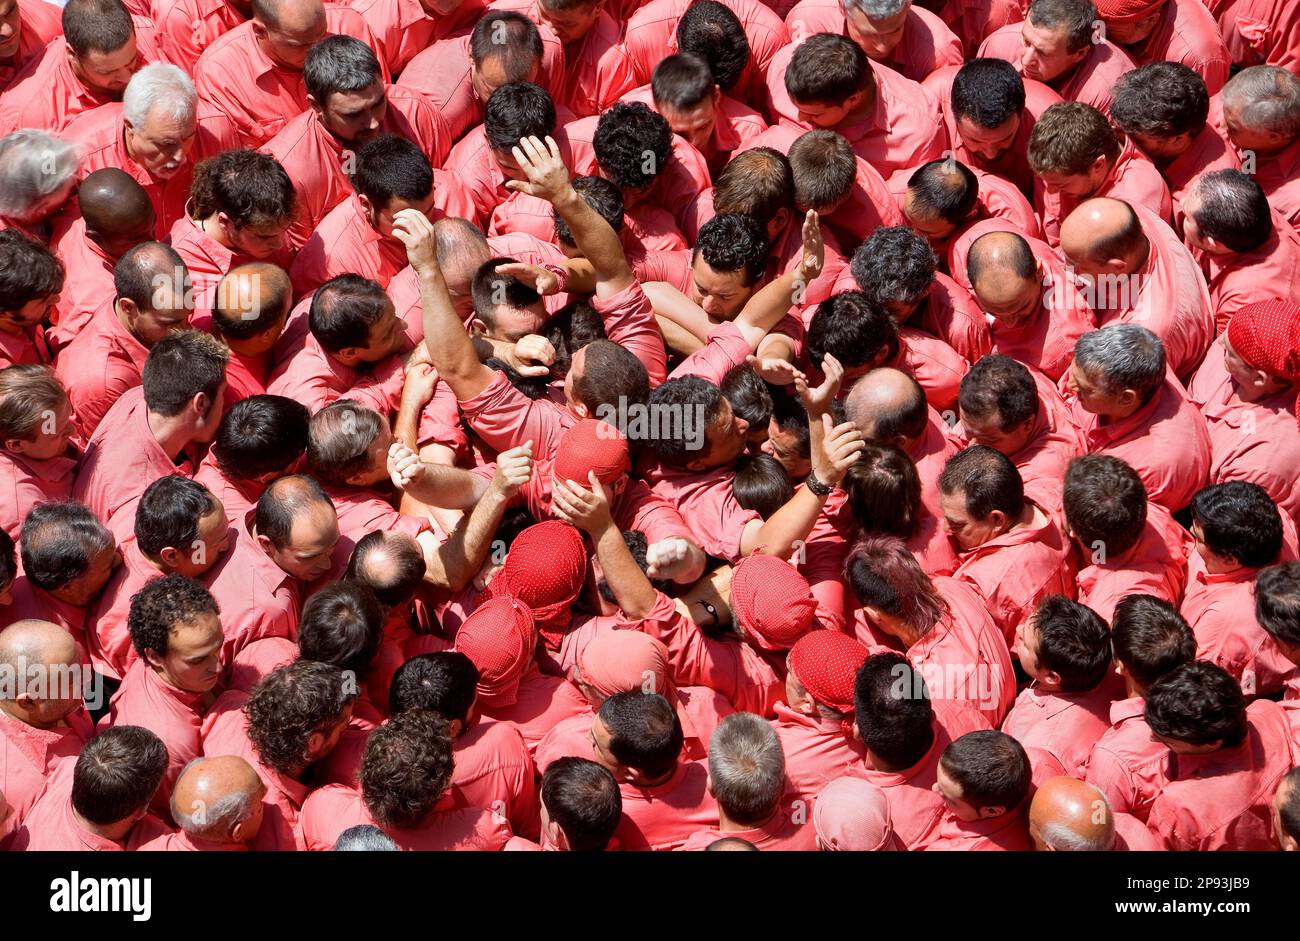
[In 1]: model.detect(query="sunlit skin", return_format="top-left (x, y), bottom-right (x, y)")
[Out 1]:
top-left (203, 211), bottom-right (291, 260)
top-left (689, 256), bottom-right (755, 320)
top-left (1065, 359), bottom-right (1140, 419)
top-left (1103, 9), bottom-right (1162, 46)
top-left (537, 0), bottom-right (602, 45)
top-left (145, 611), bottom-right (224, 694)
top-left (49, 541), bottom-right (122, 606)
top-left (1222, 334), bottom-right (1291, 404)
top-left (1222, 104), bottom-right (1294, 158)
top-left (1128, 129), bottom-right (1192, 164)
top-left (760, 419), bottom-right (812, 478)
top-left (1018, 20), bottom-right (1088, 86)
top-left (1036, 159), bottom-right (1108, 199)
top-left (4, 397), bottom-right (75, 461)
top-left (252, 0), bottom-right (327, 71)
top-left (933, 762), bottom-right (999, 822)
top-left (0, 293), bottom-right (59, 336)
top-left (959, 406), bottom-right (1034, 457)
top-left (119, 277), bottom-right (192, 347)
top-left (472, 55), bottom-right (540, 105)
top-left (971, 265), bottom-right (1043, 328)
top-left (360, 192), bottom-right (437, 241)
top-left (939, 488), bottom-right (1005, 551)
top-left (0, 622), bottom-right (85, 727)
top-left (67, 35), bottom-right (140, 99)
top-left (312, 81), bottom-right (387, 147)
top-left (124, 106), bottom-right (197, 180)
top-left (255, 505), bottom-right (340, 582)
top-left (0, 0), bottom-right (22, 61)
top-left (956, 113), bottom-right (1020, 164)
top-left (658, 92), bottom-right (719, 154)
top-left (164, 500), bottom-right (232, 578)
top-left (844, 2), bottom-right (910, 60)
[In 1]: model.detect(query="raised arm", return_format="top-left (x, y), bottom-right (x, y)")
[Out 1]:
top-left (733, 210), bottom-right (823, 353)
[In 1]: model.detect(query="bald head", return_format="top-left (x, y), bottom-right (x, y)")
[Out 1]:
top-left (213, 263), bottom-right (292, 345)
top-left (843, 368), bottom-right (928, 444)
top-left (0, 619), bottom-right (78, 675)
top-left (1059, 198), bottom-right (1147, 273)
top-left (1029, 776), bottom-right (1115, 851)
top-left (967, 230), bottom-right (1037, 304)
top-left (346, 530), bottom-right (426, 608)
top-left (252, 0), bottom-right (324, 30)
top-left (433, 217), bottom-right (491, 299)
top-left (79, 168), bottom-right (156, 257)
top-left (171, 755), bottom-right (267, 844)
top-left (0, 620), bottom-right (86, 727)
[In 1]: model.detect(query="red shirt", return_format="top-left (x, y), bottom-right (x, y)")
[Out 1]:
top-left (978, 22), bottom-right (1136, 116)
top-left (785, 0), bottom-right (964, 83)
top-left (262, 85), bottom-right (452, 250)
top-left (620, 0), bottom-right (789, 106)
top-left (477, 666), bottom-right (590, 754)
top-left (0, 706), bottom-right (91, 831)
top-left (1213, 97), bottom-right (1300, 232)
top-left (0, 323), bottom-right (49, 370)
top-left (1219, 0), bottom-right (1300, 73)
top-left (677, 807), bottom-right (817, 851)
top-left (1200, 208), bottom-right (1300, 333)
top-left (936, 0), bottom-right (1025, 57)
top-left (193, 6), bottom-right (388, 147)
top-left (266, 331), bottom-right (408, 418)
top-left (613, 758), bottom-right (719, 851)
top-left (348, 0), bottom-right (485, 75)
top-left (47, 217), bottom-right (114, 352)
top-left (1001, 683), bottom-right (1112, 779)
top-left (443, 116), bottom-right (575, 229)
top-left (104, 659), bottom-right (207, 816)
top-left (1148, 698), bottom-right (1297, 850)
top-left (1109, 0), bottom-right (1230, 95)
top-left (767, 47), bottom-right (948, 177)
top-left (1075, 501), bottom-right (1190, 622)
top-left (193, 452), bottom-right (264, 528)
top-left (1190, 341), bottom-right (1300, 524)
top-left (54, 301), bottom-right (150, 440)
top-left (298, 782), bottom-right (512, 850)
top-left (1086, 695), bottom-right (1171, 822)
top-left (1162, 125), bottom-right (1240, 226)
top-left (771, 703), bottom-right (867, 804)
top-left (72, 386), bottom-right (195, 543)
top-left (622, 84), bottom-right (768, 178)
top-left (925, 803), bottom-right (1033, 851)
top-left (843, 714), bottom-right (958, 849)
top-left (152, 0), bottom-right (245, 72)
top-left (86, 539), bottom-right (169, 681)
top-left (1068, 372), bottom-right (1211, 512)
top-left (0, 16), bottom-right (160, 134)
top-left (321, 481), bottom-right (430, 578)
top-left (10, 759), bottom-right (171, 851)
top-left (925, 65), bottom-right (1060, 201)
top-left (0, 0), bottom-right (63, 89)
top-left (0, 446), bottom-right (78, 542)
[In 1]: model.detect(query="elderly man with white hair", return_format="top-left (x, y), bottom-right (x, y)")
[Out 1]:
top-left (1217, 65), bottom-right (1300, 231)
top-left (1029, 776), bottom-right (1164, 850)
top-left (0, 129), bottom-right (80, 239)
top-left (784, 0), bottom-right (964, 82)
top-left (60, 61), bottom-right (239, 237)
top-left (137, 755), bottom-right (269, 851)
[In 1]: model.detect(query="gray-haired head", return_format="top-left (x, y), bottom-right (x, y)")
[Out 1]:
top-left (0, 130), bottom-right (80, 219)
top-left (1222, 66), bottom-right (1300, 138)
top-left (304, 34), bottom-right (382, 104)
top-left (842, 0), bottom-right (909, 19)
top-left (122, 63), bottom-right (196, 129)
top-left (707, 712), bottom-right (787, 827)
top-left (332, 823), bottom-right (399, 851)
top-left (1073, 324), bottom-right (1165, 402)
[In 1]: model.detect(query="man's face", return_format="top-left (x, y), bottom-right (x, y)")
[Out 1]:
top-left (154, 612), bottom-right (224, 693)
top-left (660, 94), bottom-right (718, 152)
top-left (1037, 166), bottom-right (1103, 199)
top-left (933, 763), bottom-right (982, 821)
top-left (1273, 779), bottom-right (1297, 850)
top-left (317, 81), bottom-right (387, 146)
top-left (351, 420), bottom-right (394, 486)
top-left (794, 97), bottom-right (856, 129)
top-left (492, 146), bottom-right (526, 181)
top-left (588, 715), bottom-right (622, 776)
top-left (125, 106), bottom-right (197, 180)
top-left (1104, 9), bottom-right (1161, 45)
top-left (538, 0), bottom-right (602, 44)
top-left (370, 193), bottom-right (436, 240)
top-left (472, 54), bottom-right (538, 103)
top-left (94, 212), bottom-right (156, 259)
top-left (1066, 359), bottom-right (1128, 416)
top-left (131, 284), bottom-right (192, 346)
top-left (699, 396), bottom-right (750, 469)
top-left (306, 704), bottom-right (353, 761)
top-left (0, 0), bottom-right (21, 60)
top-left (761, 417), bottom-right (811, 479)
top-left (255, 6), bottom-right (328, 71)
top-left (355, 303), bottom-right (405, 362)
top-left (973, 271), bottom-right (1041, 328)
top-left (845, 1), bottom-right (910, 60)
top-left (1223, 105), bottom-right (1293, 157)
top-left (1129, 129), bottom-right (1189, 163)
top-left (1018, 20), bottom-right (1084, 84)
top-left (956, 113), bottom-right (1020, 164)
top-left (70, 36), bottom-right (140, 98)
top-left (960, 407), bottom-right (1033, 457)
top-left (63, 540), bottom-right (122, 606)
top-left (267, 507), bottom-right (340, 582)
top-left (172, 500), bottom-right (232, 578)
top-left (1222, 334), bottom-right (1288, 403)
top-left (11, 397), bottom-right (75, 461)
top-left (4, 293), bottom-right (58, 330)
top-left (1012, 613), bottom-right (1043, 677)
top-left (226, 218), bottom-right (290, 260)
top-left (939, 487), bottom-right (1001, 551)
top-left (903, 193), bottom-right (958, 241)
top-left (689, 256), bottom-right (754, 320)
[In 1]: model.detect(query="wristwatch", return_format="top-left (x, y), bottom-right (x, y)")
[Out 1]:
top-left (805, 473), bottom-right (833, 497)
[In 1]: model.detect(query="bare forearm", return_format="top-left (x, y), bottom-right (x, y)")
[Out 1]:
top-left (419, 268), bottom-right (491, 396)
top-left (594, 524), bottom-right (658, 619)
top-left (552, 188), bottom-right (633, 295)
top-left (426, 487), bottom-right (511, 591)
top-left (403, 464), bottom-right (488, 509)
top-left (736, 272), bottom-right (801, 352)
top-left (739, 488), bottom-right (826, 558)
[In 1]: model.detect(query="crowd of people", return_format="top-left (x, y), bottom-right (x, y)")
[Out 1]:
top-left (0, 0), bottom-right (1298, 853)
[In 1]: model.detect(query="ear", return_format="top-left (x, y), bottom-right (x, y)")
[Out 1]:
top-left (143, 648), bottom-right (166, 672)
top-left (191, 391), bottom-right (211, 418)
top-left (1117, 388), bottom-right (1139, 411)
top-left (571, 400), bottom-right (590, 419)
top-left (116, 296), bottom-right (140, 322)
top-left (3, 437), bottom-right (27, 454)
top-left (468, 319), bottom-right (489, 336)
top-left (1044, 669), bottom-right (1063, 689)
top-left (544, 817), bottom-right (563, 848)
top-left (251, 19), bottom-right (268, 42)
top-left (230, 819), bottom-right (248, 843)
top-left (307, 93), bottom-right (323, 115)
top-left (356, 193), bottom-right (375, 217)
top-left (64, 41), bottom-right (78, 71)
top-left (305, 730), bottom-right (326, 757)
top-left (1091, 154), bottom-right (1110, 177)
top-left (851, 720), bottom-right (861, 742)
top-left (334, 347), bottom-right (362, 366)
top-left (979, 804), bottom-right (1006, 819)
top-left (844, 91), bottom-right (865, 112)
top-left (255, 533), bottom-right (276, 558)
top-left (157, 546), bottom-right (182, 569)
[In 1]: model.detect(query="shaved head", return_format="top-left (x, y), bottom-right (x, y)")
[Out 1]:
top-left (171, 755), bottom-right (267, 843)
top-left (1059, 197), bottom-right (1146, 271)
top-left (843, 367), bottom-right (928, 443)
top-left (79, 168), bottom-right (156, 256)
top-left (967, 230), bottom-right (1038, 306)
top-left (1029, 776), bottom-right (1116, 851)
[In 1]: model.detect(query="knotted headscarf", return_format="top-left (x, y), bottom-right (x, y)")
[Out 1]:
top-left (482, 520), bottom-right (588, 649)
top-left (731, 554), bottom-right (819, 651)
top-left (453, 596), bottom-right (536, 709)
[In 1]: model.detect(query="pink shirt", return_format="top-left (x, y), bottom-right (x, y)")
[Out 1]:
top-left (784, 0), bottom-right (964, 82)
top-left (266, 332), bottom-right (408, 418)
top-left (677, 807), bottom-right (817, 850)
top-left (613, 758), bottom-right (720, 851)
top-left (1112, 0), bottom-right (1230, 94)
top-left (1085, 695), bottom-right (1170, 822)
top-left (0, 446), bottom-right (78, 542)
top-left (395, 31), bottom-right (565, 142)
top-left (322, 481), bottom-right (430, 578)
top-left (1114, 812), bottom-right (1165, 850)
top-left (925, 803), bottom-right (1033, 851)
top-left (0, 324), bottom-right (48, 371)
top-left (86, 539), bottom-right (169, 681)
top-left (135, 829), bottom-right (248, 851)
top-left (1161, 124), bottom-right (1240, 223)
top-left (193, 453), bottom-right (264, 528)
top-left (152, 0), bottom-right (245, 72)
top-left (54, 301), bottom-right (150, 440)
top-left (299, 782), bottom-right (512, 850)
top-left (104, 659), bottom-right (206, 816)
top-left (168, 213), bottom-right (277, 318)
top-left (770, 702), bottom-right (868, 804)
top-left (1036, 134), bottom-right (1172, 249)
top-left (978, 22), bottom-right (1136, 116)
top-left (1147, 698), bottom-right (1297, 850)
top-left (48, 217), bottom-right (115, 352)
top-left (1190, 340), bottom-right (1300, 523)
top-left (1201, 209), bottom-right (1300, 333)
top-left (200, 689), bottom-right (309, 851)
top-left (1213, 97), bottom-right (1300, 232)
top-left (951, 502), bottom-right (1077, 646)
top-left (620, 0), bottom-right (789, 106)
top-left (1183, 550), bottom-right (1296, 696)
top-left (1001, 683), bottom-right (1111, 779)
top-left (622, 84), bottom-right (768, 178)
top-left (1219, 0), bottom-right (1300, 73)
top-left (349, 0), bottom-right (485, 74)
top-left (10, 759), bottom-right (171, 851)
top-left (454, 367), bottom-right (578, 461)
top-left (203, 518), bottom-right (301, 676)
top-left (935, 0), bottom-right (1025, 57)
top-left (194, 6), bottom-right (388, 147)
top-left (0, 17), bottom-right (160, 134)
top-left (0, 706), bottom-right (91, 830)
top-left (72, 386), bottom-right (195, 544)
top-left (1076, 501), bottom-right (1190, 622)
top-left (478, 667), bottom-right (590, 754)
top-left (767, 47), bottom-right (948, 177)
top-left (0, 0), bottom-right (63, 89)
top-left (262, 86), bottom-right (452, 250)
top-left (1068, 372), bottom-right (1211, 512)
top-left (443, 116), bottom-right (575, 229)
